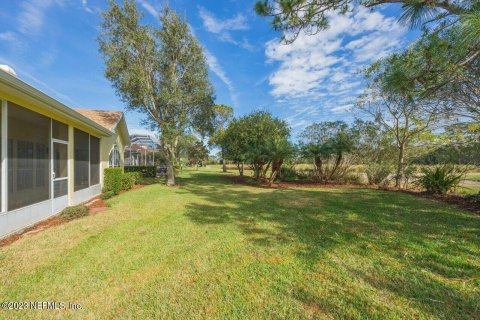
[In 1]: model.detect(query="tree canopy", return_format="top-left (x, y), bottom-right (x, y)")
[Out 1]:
top-left (255, 0), bottom-right (477, 43)
top-left (220, 110), bottom-right (292, 184)
top-left (98, 0), bottom-right (215, 186)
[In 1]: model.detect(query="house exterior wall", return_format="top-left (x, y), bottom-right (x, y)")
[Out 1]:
top-left (0, 77), bottom-right (117, 239)
top-left (99, 122), bottom-right (129, 184)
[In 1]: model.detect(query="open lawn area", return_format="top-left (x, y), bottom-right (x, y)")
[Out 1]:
top-left (0, 169), bottom-right (479, 319)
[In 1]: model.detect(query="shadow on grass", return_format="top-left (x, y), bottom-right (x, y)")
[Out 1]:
top-left (177, 171), bottom-right (480, 319)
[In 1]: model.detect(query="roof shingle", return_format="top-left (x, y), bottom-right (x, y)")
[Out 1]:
top-left (75, 109), bottom-right (123, 130)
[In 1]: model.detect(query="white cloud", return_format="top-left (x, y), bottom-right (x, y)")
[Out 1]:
top-left (331, 104), bottom-right (353, 113)
top-left (0, 32), bottom-right (17, 41)
top-left (138, 0), bottom-right (159, 19)
top-left (265, 6), bottom-right (407, 125)
top-left (188, 23), bottom-right (239, 107)
top-left (199, 7), bottom-right (248, 34)
top-left (17, 0), bottom-right (61, 34)
top-left (198, 7), bottom-right (252, 50)
top-left (203, 49), bottom-right (238, 107)
top-left (81, 0), bottom-right (93, 13)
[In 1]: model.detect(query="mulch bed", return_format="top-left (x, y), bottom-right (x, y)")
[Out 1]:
top-left (229, 175), bottom-right (364, 189)
top-left (1, 182), bottom-right (155, 247)
top-left (0, 216), bottom-right (64, 247)
top-left (396, 189), bottom-right (480, 214)
top-left (228, 175), bottom-right (480, 214)
top-left (0, 183), bottom-right (146, 247)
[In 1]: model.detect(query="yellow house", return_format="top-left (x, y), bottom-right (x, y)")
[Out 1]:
top-left (0, 67), bottom-right (130, 238)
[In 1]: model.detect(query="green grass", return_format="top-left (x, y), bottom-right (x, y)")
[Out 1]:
top-left (465, 174), bottom-right (480, 182)
top-left (0, 169), bottom-right (479, 319)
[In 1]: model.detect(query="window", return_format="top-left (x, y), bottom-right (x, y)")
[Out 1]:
top-left (52, 120), bottom-right (68, 141)
top-left (109, 145), bottom-right (120, 167)
top-left (53, 143), bottom-right (68, 179)
top-left (8, 102), bottom-right (50, 210)
top-left (90, 136), bottom-right (100, 185)
top-left (74, 129), bottom-right (89, 191)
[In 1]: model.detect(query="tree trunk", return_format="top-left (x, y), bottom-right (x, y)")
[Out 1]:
top-left (165, 155), bottom-right (175, 186)
top-left (237, 162), bottom-right (244, 176)
top-left (314, 157), bottom-right (322, 182)
top-left (395, 144), bottom-right (405, 189)
top-left (329, 152), bottom-right (343, 181)
top-left (268, 159), bottom-right (283, 186)
top-left (222, 150), bottom-right (227, 172)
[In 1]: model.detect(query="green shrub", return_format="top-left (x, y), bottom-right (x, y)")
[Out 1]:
top-left (366, 164), bottom-right (392, 185)
top-left (104, 167), bottom-right (123, 194)
top-left (60, 205), bottom-right (89, 221)
top-left (124, 166), bottom-right (156, 178)
top-left (100, 191), bottom-right (115, 200)
top-left (121, 172), bottom-right (136, 191)
top-left (130, 172), bottom-right (142, 185)
top-left (415, 165), bottom-right (466, 194)
top-left (278, 166), bottom-right (298, 181)
top-left (296, 168), bottom-right (316, 180)
top-left (339, 173), bottom-right (363, 184)
top-left (403, 165), bottom-right (418, 189)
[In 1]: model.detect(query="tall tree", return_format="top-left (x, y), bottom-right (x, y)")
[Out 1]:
top-left (379, 24), bottom-right (480, 123)
top-left (187, 141), bottom-right (209, 169)
top-left (210, 104), bottom-right (234, 172)
top-left (358, 57), bottom-right (443, 188)
top-left (299, 121), bottom-right (356, 182)
top-left (221, 111), bottom-right (291, 182)
top-left (98, 1), bottom-right (215, 186)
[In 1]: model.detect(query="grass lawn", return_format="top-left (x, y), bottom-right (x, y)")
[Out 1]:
top-left (0, 169), bottom-right (479, 319)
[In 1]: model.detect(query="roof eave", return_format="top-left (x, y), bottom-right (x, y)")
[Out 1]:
top-left (0, 71), bottom-right (113, 137)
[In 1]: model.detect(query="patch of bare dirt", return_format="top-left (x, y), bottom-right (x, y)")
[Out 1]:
top-left (0, 216), bottom-right (64, 247)
top-left (228, 175), bottom-right (364, 189)
top-left (394, 189), bottom-right (480, 214)
top-left (1, 196), bottom-right (112, 248)
top-left (85, 197), bottom-right (109, 215)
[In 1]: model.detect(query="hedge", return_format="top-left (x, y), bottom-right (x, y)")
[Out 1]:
top-left (121, 172), bottom-right (136, 191)
top-left (124, 166), bottom-right (156, 178)
top-left (100, 191), bottom-right (115, 200)
top-left (103, 167), bottom-right (123, 194)
top-left (103, 169), bottom-right (142, 195)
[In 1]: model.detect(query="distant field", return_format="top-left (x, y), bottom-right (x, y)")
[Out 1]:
top-left (465, 174), bottom-right (480, 182)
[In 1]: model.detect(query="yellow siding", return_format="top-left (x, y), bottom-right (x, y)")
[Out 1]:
top-left (0, 88), bottom-right (123, 196)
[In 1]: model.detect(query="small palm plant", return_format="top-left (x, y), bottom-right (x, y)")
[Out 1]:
top-left (415, 165), bottom-right (467, 194)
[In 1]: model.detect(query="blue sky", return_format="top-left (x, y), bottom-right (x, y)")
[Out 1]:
top-left (0, 0), bottom-right (419, 137)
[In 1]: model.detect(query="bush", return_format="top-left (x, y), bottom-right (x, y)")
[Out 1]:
top-left (296, 168), bottom-right (316, 180)
top-left (124, 166), bottom-right (156, 178)
top-left (131, 172), bottom-right (142, 185)
top-left (366, 164), bottom-right (392, 185)
top-left (104, 167), bottom-right (123, 194)
top-left (60, 205), bottom-right (89, 221)
top-left (403, 165), bottom-right (418, 189)
top-left (101, 191), bottom-right (115, 200)
top-left (415, 165), bottom-right (466, 194)
top-left (339, 173), bottom-right (363, 184)
top-left (121, 172), bottom-right (137, 191)
top-left (278, 166), bottom-right (298, 181)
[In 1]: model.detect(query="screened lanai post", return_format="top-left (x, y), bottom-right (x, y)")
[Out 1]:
top-left (67, 125), bottom-right (74, 205)
top-left (1, 99), bottom-right (7, 212)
